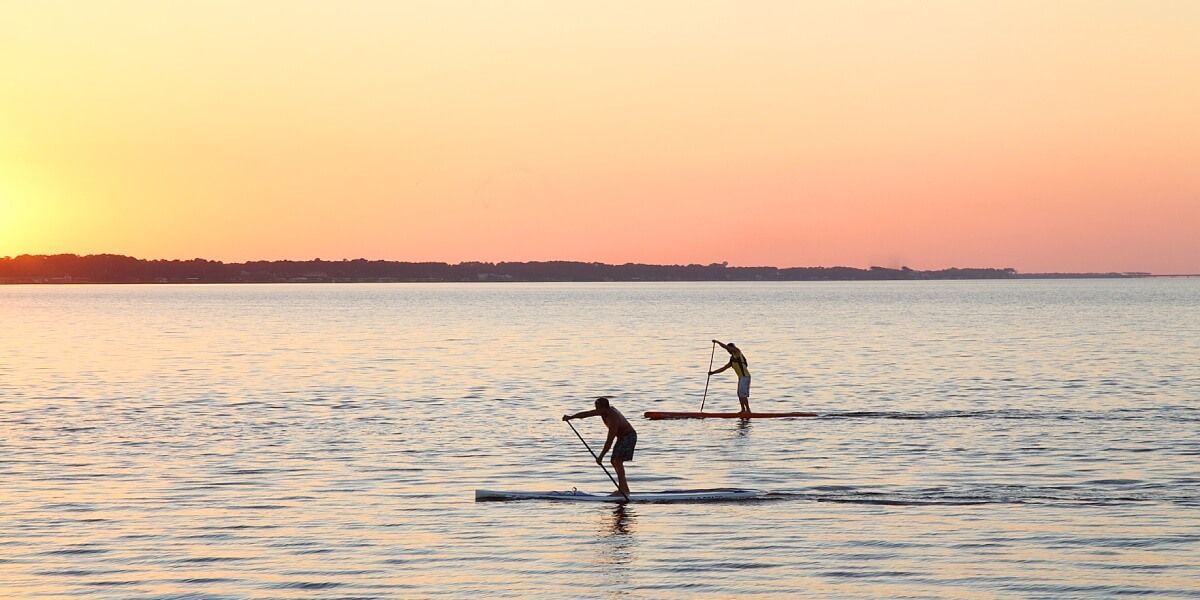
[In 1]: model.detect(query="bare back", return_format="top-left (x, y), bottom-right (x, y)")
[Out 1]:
top-left (601, 407), bottom-right (636, 437)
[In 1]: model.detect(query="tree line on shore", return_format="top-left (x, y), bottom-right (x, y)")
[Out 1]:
top-left (0, 254), bottom-right (1147, 284)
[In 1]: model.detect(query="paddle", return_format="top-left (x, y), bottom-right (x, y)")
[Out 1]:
top-left (699, 340), bottom-right (716, 412)
top-left (564, 419), bottom-right (630, 502)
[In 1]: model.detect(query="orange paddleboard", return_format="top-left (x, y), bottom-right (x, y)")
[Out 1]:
top-left (644, 411), bottom-right (817, 420)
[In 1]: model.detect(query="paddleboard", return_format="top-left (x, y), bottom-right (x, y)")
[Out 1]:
top-left (475, 488), bottom-right (764, 503)
top-left (644, 411), bottom-right (817, 420)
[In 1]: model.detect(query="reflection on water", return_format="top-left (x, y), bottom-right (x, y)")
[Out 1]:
top-left (1, 280), bottom-right (1198, 598)
top-left (594, 504), bottom-right (637, 594)
top-left (734, 417), bottom-right (753, 438)
top-left (599, 504), bottom-right (637, 567)
top-left (607, 504), bottom-right (635, 537)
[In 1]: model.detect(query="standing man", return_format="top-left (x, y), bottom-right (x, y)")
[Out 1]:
top-left (709, 339), bottom-right (751, 413)
top-left (563, 397), bottom-right (637, 496)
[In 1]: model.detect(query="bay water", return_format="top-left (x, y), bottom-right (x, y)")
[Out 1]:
top-left (1, 280), bottom-right (1198, 598)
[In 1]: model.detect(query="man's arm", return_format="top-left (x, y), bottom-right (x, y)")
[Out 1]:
top-left (709, 360), bottom-right (732, 376)
top-left (596, 429), bottom-right (617, 464)
top-left (563, 409), bottom-right (600, 421)
top-left (712, 339), bottom-right (731, 351)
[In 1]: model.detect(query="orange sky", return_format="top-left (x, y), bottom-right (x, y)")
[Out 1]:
top-left (2, 1), bottom-right (1197, 273)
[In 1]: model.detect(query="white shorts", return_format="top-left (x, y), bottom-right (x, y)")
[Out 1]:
top-left (737, 375), bottom-right (751, 399)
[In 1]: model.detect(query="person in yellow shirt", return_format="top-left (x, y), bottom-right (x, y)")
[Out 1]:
top-left (709, 339), bottom-right (751, 413)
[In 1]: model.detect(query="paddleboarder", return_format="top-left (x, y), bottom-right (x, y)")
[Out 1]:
top-left (563, 397), bottom-right (637, 496)
top-left (709, 339), bottom-right (751, 413)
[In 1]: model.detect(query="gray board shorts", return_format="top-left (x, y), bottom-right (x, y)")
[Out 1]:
top-left (612, 431), bottom-right (637, 462)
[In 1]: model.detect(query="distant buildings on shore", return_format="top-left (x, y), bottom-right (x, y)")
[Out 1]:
top-left (0, 254), bottom-right (1153, 284)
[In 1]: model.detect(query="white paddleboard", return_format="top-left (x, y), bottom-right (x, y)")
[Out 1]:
top-left (475, 488), bottom-right (764, 503)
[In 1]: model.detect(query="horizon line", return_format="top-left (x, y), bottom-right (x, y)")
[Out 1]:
top-left (0, 252), bottom-right (1164, 276)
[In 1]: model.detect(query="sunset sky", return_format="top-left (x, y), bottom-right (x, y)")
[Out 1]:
top-left (2, 1), bottom-right (1197, 273)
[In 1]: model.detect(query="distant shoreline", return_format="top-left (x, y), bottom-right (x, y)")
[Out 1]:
top-left (0, 254), bottom-right (1156, 284)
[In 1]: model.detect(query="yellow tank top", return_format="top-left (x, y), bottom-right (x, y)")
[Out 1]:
top-left (731, 351), bottom-right (749, 377)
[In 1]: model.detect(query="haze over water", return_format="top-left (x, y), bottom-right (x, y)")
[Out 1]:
top-left (2, 279), bottom-right (1198, 598)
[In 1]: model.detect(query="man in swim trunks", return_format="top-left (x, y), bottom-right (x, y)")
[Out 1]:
top-left (709, 339), bottom-right (751, 413)
top-left (563, 396), bottom-right (637, 496)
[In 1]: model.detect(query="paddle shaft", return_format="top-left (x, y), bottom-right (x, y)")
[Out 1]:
top-left (565, 419), bottom-right (630, 502)
top-left (699, 341), bottom-right (716, 412)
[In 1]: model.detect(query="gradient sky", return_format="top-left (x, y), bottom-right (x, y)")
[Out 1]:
top-left (2, 1), bottom-right (1197, 272)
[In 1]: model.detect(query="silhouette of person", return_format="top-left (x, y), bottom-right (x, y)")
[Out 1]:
top-left (709, 340), bottom-right (751, 413)
top-left (563, 397), bottom-right (637, 496)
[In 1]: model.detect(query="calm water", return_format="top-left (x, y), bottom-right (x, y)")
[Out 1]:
top-left (1, 280), bottom-right (1198, 598)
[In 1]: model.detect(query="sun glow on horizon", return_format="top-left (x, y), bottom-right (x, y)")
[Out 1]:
top-left (1, 168), bottom-right (56, 257)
